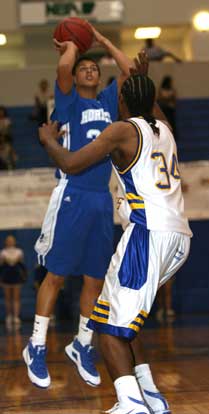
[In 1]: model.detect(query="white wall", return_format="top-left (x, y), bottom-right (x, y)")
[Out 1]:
top-left (0, 0), bottom-right (19, 31)
top-left (123, 0), bottom-right (209, 26)
top-left (0, 62), bottom-right (209, 107)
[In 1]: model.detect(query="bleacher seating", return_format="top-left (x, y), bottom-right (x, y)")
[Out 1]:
top-left (8, 106), bottom-right (52, 169)
top-left (7, 99), bottom-right (209, 169)
top-left (177, 98), bottom-right (209, 161)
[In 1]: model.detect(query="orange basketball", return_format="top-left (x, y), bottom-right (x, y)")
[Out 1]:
top-left (53, 17), bottom-right (94, 54)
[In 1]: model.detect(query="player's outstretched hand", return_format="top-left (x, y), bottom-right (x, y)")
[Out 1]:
top-left (130, 50), bottom-right (149, 77)
top-left (39, 121), bottom-right (64, 145)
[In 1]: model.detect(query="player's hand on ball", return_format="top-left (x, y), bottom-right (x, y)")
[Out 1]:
top-left (130, 51), bottom-right (149, 77)
top-left (39, 121), bottom-right (64, 145)
top-left (87, 23), bottom-right (107, 48)
top-left (53, 38), bottom-right (79, 55)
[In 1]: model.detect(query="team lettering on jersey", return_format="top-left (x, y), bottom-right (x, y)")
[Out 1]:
top-left (80, 109), bottom-right (112, 125)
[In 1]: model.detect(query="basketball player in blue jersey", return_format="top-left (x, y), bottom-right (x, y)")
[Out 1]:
top-left (38, 66), bottom-right (192, 414)
top-left (23, 26), bottom-right (134, 389)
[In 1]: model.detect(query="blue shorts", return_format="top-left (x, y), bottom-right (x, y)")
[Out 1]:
top-left (35, 180), bottom-right (114, 278)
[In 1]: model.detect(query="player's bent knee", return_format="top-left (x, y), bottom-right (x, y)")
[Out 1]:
top-left (45, 272), bottom-right (65, 289)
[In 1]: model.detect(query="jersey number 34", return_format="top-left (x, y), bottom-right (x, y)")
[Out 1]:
top-left (151, 152), bottom-right (180, 189)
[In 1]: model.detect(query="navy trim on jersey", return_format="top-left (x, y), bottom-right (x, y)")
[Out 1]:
top-left (118, 119), bottom-right (143, 175)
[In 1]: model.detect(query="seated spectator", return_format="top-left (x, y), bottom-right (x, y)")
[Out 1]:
top-left (0, 106), bottom-right (12, 143)
top-left (0, 134), bottom-right (17, 170)
top-left (143, 39), bottom-right (182, 62)
top-left (0, 235), bottom-right (27, 330)
top-left (31, 79), bottom-right (52, 125)
top-left (158, 75), bottom-right (177, 137)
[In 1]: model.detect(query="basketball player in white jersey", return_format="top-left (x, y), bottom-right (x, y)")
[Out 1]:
top-left (38, 70), bottom-right (192, 414)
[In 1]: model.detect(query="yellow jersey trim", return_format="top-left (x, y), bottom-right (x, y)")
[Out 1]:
top-left (135, 317), bottom-right (145, 325)
top-left (140, 310), bottom-right (148, 318)
top-left (118, 120), bottom-right (143, 175)
top-left (126, 193), bottom-right (144, 201)
top-left (97, 299), bottom-right (110, 307)
top-left (90, 314), bottom-right (108, 324)
top-left (129, 323), bottom-right (141, 332)
top-left (129, 202), bottom-right (145, 210)
top-left (94, 306), bottom-right (109, 316)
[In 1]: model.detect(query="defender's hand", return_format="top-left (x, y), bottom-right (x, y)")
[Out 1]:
top-left (39, 121), bottom-right (64, 145)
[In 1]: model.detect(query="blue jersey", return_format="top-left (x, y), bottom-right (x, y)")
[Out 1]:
top-left (52, 80), bottom-right (118, 191)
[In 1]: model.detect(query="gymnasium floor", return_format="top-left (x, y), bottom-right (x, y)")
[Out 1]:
top-left (0, 316), bottom-right (209, 414)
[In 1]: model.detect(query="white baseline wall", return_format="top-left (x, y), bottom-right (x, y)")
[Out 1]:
top-left (0, 62), bottom-right (208, 107)
top-left (123, 0), bottom-right (209, 26)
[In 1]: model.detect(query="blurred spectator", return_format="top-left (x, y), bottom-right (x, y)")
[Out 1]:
top-left (158, 75), bottom-right (177, 137)
top-left (143, 39), bottom-right (182, 62)
top-left (31, 79), bottom-right (52, 124)
top-left (99, 52), bottom-right (116, 65)
top-left (0, 235), bottom-right (27, 330)
top-left (0, 134), bottom-right (17, 170)
top-left (0, 106), bottom-right (12, 143)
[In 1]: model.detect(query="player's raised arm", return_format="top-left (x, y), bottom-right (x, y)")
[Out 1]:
top-left (39, 121), bottom-right (125, 174)
top-left (54, 39), bottom-right (79, 94)
top-left (90, 25), bottom-right (134, 91)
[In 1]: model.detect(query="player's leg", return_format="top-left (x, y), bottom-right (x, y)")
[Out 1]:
top-left (65, 275), bottom-right (104, 386)
top-left (133, 232), bottom-right (190, 414)
top-left (65, 190), bottom-right (114, 386)
top-left (23, 271), bottom-right (64, 388)
top-left (164, 279), bottom-right (175, 319)
top-left (23, 182), bottom-right (73, 388)
top-left (131, 335), bottom-right (170, 414)
top-left (13, 285), bottom-right (22, 327)
top-left (88, 223), bottom-right (154, 413)
top-left (100, 333), bottom-right (151, 414)
top-left (3, 285), bottom-right (13, 329)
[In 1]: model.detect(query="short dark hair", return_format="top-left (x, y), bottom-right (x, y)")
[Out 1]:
top-left (72, 56), bottom-right (101, 76)
top-left (122, 74), bottom-right (159, 135)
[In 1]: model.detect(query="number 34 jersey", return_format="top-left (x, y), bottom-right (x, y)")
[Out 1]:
top-left (52, 80), bottom-right (118, 191)
top-left (117, 117), bottom-right (192, 236)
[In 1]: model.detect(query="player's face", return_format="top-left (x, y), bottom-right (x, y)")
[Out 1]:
top-left (74, 60), bottom-right (100, 88)
top-left (5, 235), bottom-right (16, 248)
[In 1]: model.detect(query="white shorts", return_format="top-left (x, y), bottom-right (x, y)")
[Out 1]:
top-left (88, 223), bottom-right (190, 340)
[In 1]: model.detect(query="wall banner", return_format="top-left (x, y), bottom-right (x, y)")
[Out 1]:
top-left (0, 161), bottom-right (209, 230)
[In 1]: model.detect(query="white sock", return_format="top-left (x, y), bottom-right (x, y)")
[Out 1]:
top-left (114, 375), bottom-right (143, 407)
top-left (76, 314), bottom-right (93, 346)
top-left (31, 314), bottom-right (50, 346)
top-left (135, 363), bottom-right (158, 392)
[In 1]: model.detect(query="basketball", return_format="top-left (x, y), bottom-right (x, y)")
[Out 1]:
top-left (53, 17), bottom-right (94, 54)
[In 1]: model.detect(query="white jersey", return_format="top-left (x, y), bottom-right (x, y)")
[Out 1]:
top-left (116, 117), bottom-right (192, 236)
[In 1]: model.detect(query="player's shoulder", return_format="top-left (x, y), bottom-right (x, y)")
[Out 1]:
top-left (105, 120), bottom-right (134, 143)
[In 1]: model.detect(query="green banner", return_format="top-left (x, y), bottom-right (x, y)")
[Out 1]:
top-left (46, 2), bottom-right (95, 17)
